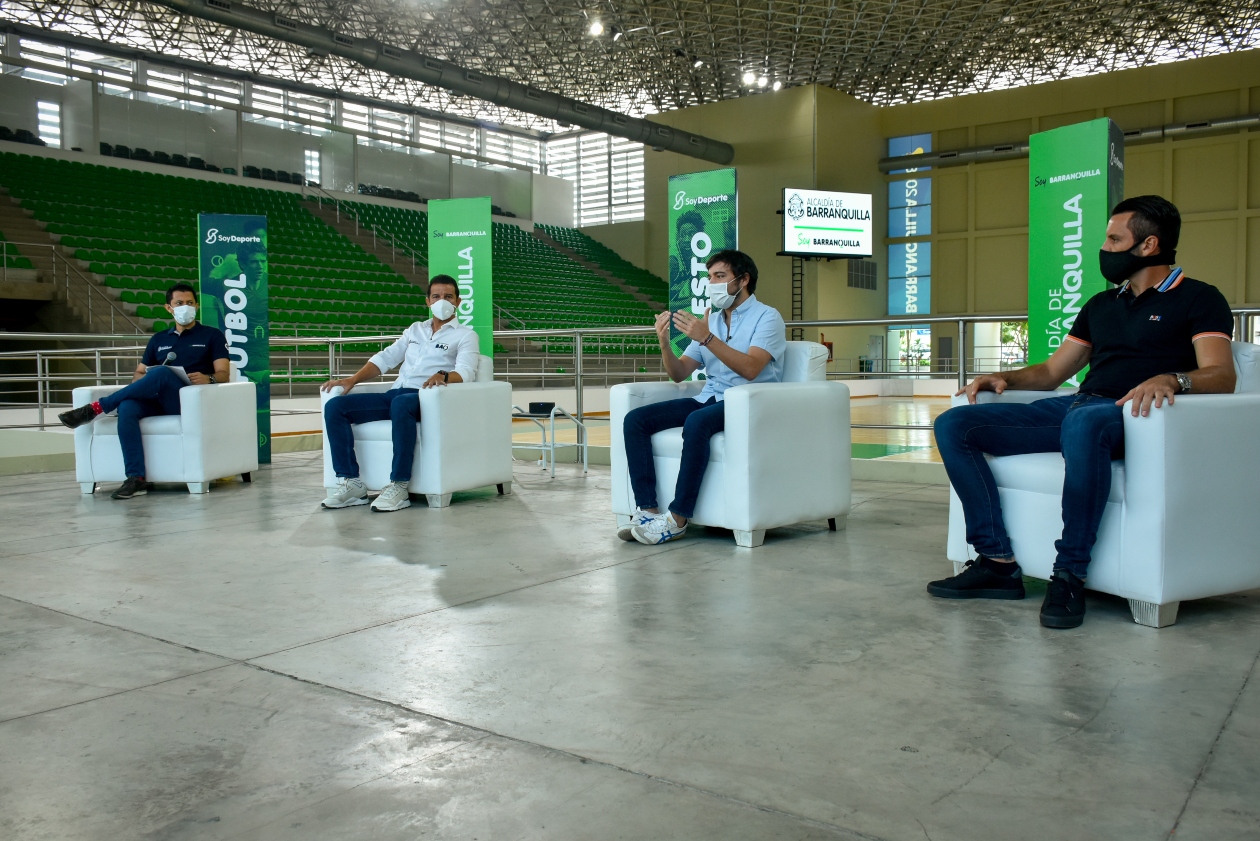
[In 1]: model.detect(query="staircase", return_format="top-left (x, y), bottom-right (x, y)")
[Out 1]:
top-left (530, 228), bottom-right (658, 307)
top-left (304, 200), bottom-right (429, 288)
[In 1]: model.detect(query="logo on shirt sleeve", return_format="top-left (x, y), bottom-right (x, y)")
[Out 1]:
top-left (1149, 315), bottom-right (1161, 321)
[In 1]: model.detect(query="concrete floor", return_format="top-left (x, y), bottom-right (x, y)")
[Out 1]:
top-left (2, 458), bottom-right (1258, 841)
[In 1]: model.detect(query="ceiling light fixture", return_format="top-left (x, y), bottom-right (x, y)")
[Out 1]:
top-left (758, 76), bottom-right (768, 87)
top-left (612, 29), bottom-right (622, 41)
top-left (588, 21), bottom-right (603, 36)
top-left (742, 71), bottom-right (756, 84)
top-left (772, 80), bottom-right (782, 91)
top-left (694, 59), bottom-right (704, 68)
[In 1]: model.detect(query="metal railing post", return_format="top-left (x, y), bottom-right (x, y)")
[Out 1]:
top-left (36, 351), bottom-right (45, 429)
top-left (94, 349), bottom-right (102, 386)
top-left (573, 332), bottom-right (584, 452)
top-left (957, 319), bottom-right (967, 392)
top-left (328, 341), bottom-right (336, 380)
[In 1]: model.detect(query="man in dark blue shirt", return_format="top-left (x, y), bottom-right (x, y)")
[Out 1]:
top-left (59, 283), bottom-right (231, 499)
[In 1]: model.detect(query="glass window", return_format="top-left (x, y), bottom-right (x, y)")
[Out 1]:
top-left (36, 100), bottom-right (61, 147)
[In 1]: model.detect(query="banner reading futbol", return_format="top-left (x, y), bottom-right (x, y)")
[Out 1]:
top-left (429, 197), bottom-right (494, 356)
top-left (1028, 118), bottom-right (1124, 384)
top-left (198, 213), bottom-right (271, 464)
top-left (668, 168), bottom-right (737, 355)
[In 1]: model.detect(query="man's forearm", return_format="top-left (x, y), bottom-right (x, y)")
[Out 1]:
top-left (1185, 364), bottom-right (1236, 394)
top-left (704, 337), bottom-right (761, 380)
top-left (348, 362), bottom-right (382, 385)
top-left (1000, 362), bottom-right (1064, 391)
top-left (658, 338), bottom-right (690, 382)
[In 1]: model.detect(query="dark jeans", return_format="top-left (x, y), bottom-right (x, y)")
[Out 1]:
top-left (324, 388), bottom-right (421, 482)
top-left (623, 397), bottom-right (724, 519)
top-left (98, 366), bottom-right (185, 478)
top-left (934, 394), bottom-right (1124, 579)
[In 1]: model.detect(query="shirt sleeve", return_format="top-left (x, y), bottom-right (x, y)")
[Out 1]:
top-left (682, 340), bottom-right (705, 364)
top-left (1187, 283), bottom-right (1234, 343)
top-left (452, 330), bottom-right (480, 383)
top-left (1065, 294), bottom-right (1097, 348)
top-left (209, 328), bottom-right (230, 361)
top-left (750, 307), bottom-right (788, 360)
top-left (369, 330), bottom-right (410, 376)
top-left (140, 334), bottom-right (161, 367)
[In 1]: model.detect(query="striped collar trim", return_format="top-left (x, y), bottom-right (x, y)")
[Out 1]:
top-left (1118, 266), bottom-right (1182, 296)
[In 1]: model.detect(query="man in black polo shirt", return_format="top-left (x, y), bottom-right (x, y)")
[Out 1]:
top-left (59, 283), bottom-right (231, 499)
top-left (928, 196), bottom-right (1235, 628)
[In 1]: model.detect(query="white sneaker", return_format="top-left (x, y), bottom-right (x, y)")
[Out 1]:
top-left (631, 512), bottom-right (688, 545)
top-left (371, 481), bottom-right (412, 512)
top-left (322, 476), bottom-right (368, 509)
top-left (618, 508), bottom-right (656, 542)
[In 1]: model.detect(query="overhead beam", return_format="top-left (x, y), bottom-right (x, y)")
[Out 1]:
top-left (152, 0), bottom-right (736, 165)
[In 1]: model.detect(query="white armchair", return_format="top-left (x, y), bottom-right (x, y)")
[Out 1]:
top-left (319, 355), bottom-right (513, 507)
top-left (946, 341), bottom-right (1260, 627)
top-left (72, 378), bottom-right (260, 494)
top-left (611, 341), bottom-right (851, 547)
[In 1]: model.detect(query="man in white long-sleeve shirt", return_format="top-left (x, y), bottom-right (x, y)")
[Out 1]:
top-left (319, 275), bottom-right (480, 512)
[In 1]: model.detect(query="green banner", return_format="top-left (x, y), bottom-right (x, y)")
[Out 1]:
top-left (428, 197), bottom-right (494, 356)
top-left (1028, 118), bottom-right (1124, 384)
top-left (197, 213), bottom-right (271, 464)
top-left (668, 168), bottom-right (737, 355)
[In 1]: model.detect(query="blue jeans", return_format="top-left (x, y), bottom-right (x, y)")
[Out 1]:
top-left (623, 397), bottom-right (724, 519)
top-left (934, 394), bottom-right (1124, 578)
top-left (324, 388), bottom-right (421, 483)
top-left (97, 366), bottom-right (185, 478)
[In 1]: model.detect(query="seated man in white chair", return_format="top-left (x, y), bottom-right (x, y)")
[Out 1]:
top-left (319, 275), bottom-right (479, 513)
top-left (621, 249), bottom-right (787, 545)
top-left (57, 283), bottom-right (230, 500)
top-left (929, 196), bottom-right (1235, 628)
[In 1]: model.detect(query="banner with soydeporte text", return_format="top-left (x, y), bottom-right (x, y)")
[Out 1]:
top-left (428, 196), bottom-right (494, 356)
top-left (668, 168), bottom-right (737, 356)
top-left (198, 213), bottom-right (270, 464)
top-left (1027, 118), bottom-right (1124, 385)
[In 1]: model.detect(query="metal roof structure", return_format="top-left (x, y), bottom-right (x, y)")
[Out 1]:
top-left (4, 0), bottom-right (1259, 134)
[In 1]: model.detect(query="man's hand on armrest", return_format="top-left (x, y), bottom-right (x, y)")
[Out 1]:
top-left (1117, 336), bottom-right (1236, 417)
top-left (957, 340), bottom-right (1090, 403)
top-left (320, 361), bottom-right (383, 395)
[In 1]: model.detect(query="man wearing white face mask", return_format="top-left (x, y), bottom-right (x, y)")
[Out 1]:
top-left (318, 275), bottom-right (480, 512)
top-left (622, 249), bottom-right (787, 545)
top-left (58, 283), bottom-right (231, 499)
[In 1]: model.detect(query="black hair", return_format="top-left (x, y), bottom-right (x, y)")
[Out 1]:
top-left (675, 210), bottom-right (705, 238)
top-left (166, 282), bottom-right (197, 304)
top-left (1110, 195), bottom-right (1181, 257)
top-left (706, 249), bottom-right (758, 293)
top-left (427, 274), bottom-right (460, 296)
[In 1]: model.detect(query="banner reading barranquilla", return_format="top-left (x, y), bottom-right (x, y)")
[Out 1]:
top-left (1027, 118), bottom-right (1124, 385)
top-left (198, 213), bottom-right (270, 464)
top-left (668, 168), bottom-right (737, 356)
top-left (428, 197), bottom-right (494, 356)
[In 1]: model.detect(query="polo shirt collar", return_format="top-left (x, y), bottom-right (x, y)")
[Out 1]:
top-left (1118, 266), bottom-right (1181, 296)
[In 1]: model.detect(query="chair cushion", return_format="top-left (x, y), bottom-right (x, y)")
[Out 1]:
top-left (781, 341), bottom-right (829, 383)
top-left (353, 420), bottom-right (422, 443)
top-left (650, 428), bottom-right (726, 462)
top-left (94, 414), bottom-right (183, 436)
top-left (1232, 341), bottom-right (1260, 394)
top-left (988, 452), bottom-right (1125, 503)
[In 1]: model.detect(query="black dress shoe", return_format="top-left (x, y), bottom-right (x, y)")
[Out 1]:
top-left (59, 404), bottom-right (99, 429)
top-left (927, 557), bottom-right (1026, 600)
top-left (1040, 569), bottom-right (1087, 628)
top-left (111, 476), bottom-right (153, 500)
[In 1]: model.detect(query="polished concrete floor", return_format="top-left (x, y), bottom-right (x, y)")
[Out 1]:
top-left (2, 457), bottom-right (1258, 841)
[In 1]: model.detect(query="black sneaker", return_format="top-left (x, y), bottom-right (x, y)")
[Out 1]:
top-left (1040, 569), bottom-right (1087, 629)
top-left (927, 557), bottom-right (1026, 600)
top-left (111, 477), bottom-right (153, 500)
top-left (59, 404), bottom-right (98, 429)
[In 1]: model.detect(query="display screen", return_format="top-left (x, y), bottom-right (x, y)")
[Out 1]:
top-left (782, 189), bottom-right (873, 257)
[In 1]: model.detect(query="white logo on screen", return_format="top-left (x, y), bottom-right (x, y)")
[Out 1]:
top-left (673, 191), bottom-right (686, 210)
top-left (205, 228), bottom-right (219, 244)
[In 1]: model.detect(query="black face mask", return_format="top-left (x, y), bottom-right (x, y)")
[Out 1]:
top-left (1098, 245), bottom-right (1176, 284)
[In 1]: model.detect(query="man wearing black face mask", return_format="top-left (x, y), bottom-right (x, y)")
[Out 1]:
top-left (928, 195), bottom-right (1235, 629)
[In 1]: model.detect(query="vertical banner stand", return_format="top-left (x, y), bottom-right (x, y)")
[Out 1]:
top-left (667, 168), bottom-right (738, 357)
top-left (198, 214), bottom-right (271, 464)
top-left (428, 197), bottom-right (494, 357)
top-left (1028, 118), bottom-right (1124, 383)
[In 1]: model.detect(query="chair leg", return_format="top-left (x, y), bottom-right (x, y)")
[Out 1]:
top-left (828, 515), bottom-right (847, 531)
top-left (615, 513), bottom-right (632, 527)
top-left (497, 482), bottom-right (511, 495)
top-left (1129, 599), bottom-right (1180, 628)
top-left (241, 472), bottom-right (252, 483)
top-left (80, 482), bottom-right (96, 495)
top-left (425, 493), bottom-right (453, 508)
top-left (733, 529), bottom-right (766, 548)
top-left (187, 482), bottom-right (209, 494)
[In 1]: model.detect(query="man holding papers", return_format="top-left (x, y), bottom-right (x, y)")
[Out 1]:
top-left (58, 283), bottom-right (230, 499)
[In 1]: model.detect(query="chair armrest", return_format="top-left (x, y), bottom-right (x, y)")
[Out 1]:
top-left (180, 381), bottom-right (259, 479)
top-left (722, 381), bottom-right (852, 531)
top-left (72, 385), bottom-right (124, 408)
top-left (949, 387), bottom-right (1076, 409)
top-left (1121, 393), bottom-right (1260, 602)
top-left (609, 380), bottom-right (706, 513)
top-left (416, 382), bottom-right (513, 493)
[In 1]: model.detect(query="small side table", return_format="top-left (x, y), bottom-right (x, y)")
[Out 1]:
top-left (511, 405), bottom-right (589, 477)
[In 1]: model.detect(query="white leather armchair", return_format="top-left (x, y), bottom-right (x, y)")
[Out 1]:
top-left (72, 378), bottom-right (260, 495)
top-left (610, 341), bottom-right (851, 547)
top-left (319, 355), bottom-right (513, 507)
top-left (946, 341), bottom-right (1260, 627)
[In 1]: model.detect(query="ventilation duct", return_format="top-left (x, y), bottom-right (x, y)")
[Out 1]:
top-left (153, 0), bottom-right (735, 165)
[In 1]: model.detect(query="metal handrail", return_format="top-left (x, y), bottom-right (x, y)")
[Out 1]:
top-left (1, 238), bottom-right (147, 334)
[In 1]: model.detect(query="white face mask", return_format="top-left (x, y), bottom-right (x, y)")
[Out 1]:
top-left (171, 304), bottom-right (197, 325)
top-left (706, 280), bottom-right (739, 310)
top-left (430, 299), bottom-right (456, 321)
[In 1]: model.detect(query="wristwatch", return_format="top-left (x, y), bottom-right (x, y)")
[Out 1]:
top-left (438, 370), bottom-right (449, 383)
top-left (1173, 372), bottom-right (1192, 393)
top-left (208, 374), bottom-right (217, 384)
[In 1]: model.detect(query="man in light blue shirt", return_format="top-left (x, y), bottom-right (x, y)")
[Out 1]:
top-left (622, 249), bottom-right (788, 545)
